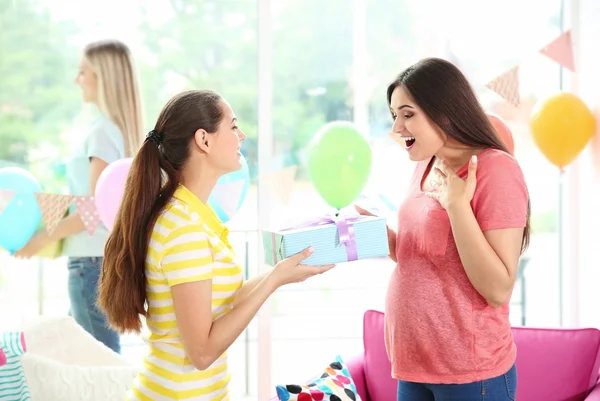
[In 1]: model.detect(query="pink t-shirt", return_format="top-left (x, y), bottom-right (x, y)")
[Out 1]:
top-left (384, 148), bottom-right (529, 384)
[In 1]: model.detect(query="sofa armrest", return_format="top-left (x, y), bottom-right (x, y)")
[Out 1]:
top-left (266, 353), bottom-right (368, 401)
top-left (345, 352), bottom-right (368, 400)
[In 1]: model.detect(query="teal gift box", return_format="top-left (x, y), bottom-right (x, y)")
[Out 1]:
top-left (262, 215), bottom-right (389, 266)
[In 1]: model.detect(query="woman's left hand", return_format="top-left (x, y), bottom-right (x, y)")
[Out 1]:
top-left (13, 230), bottom-right (49, 259)
top-left (425, 155), bottom-right (478, 210)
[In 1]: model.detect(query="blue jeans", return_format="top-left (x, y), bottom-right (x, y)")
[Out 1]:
top-left (397, 364), bottom-right (517, 401)
top-left (67, 257), bottom-right (121, 354)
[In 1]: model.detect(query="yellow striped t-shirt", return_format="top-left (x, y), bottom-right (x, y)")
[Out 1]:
top-left (127, 185), bottom-right (243, 401)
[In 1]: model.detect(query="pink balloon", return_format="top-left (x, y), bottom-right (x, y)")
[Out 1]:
top-left (487, 113), bottom-right (515, 155)
top-left (94, 158), bottom-right (133, 231)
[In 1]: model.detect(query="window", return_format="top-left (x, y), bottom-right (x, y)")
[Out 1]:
top-left (0, 0), bottom-right (567, 399)
top-left (265, 0), bottom-right (564, 395)
top-left (0, 1), bottom-right (260, 399)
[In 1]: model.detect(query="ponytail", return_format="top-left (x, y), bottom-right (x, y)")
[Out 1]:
top-left (98, 89), bottom-right (226, 333)
top-left (99, 138), bottom-right (179, 333)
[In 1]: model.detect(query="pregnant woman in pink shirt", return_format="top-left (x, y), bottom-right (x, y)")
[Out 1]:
top-left (360, 58), bottom-right (530, 400)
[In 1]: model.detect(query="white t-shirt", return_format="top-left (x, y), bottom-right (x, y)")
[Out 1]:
top-left (63, 115), bottom-right (124, 257)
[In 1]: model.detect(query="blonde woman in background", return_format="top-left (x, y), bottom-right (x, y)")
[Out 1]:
top-left (15, 39), bottom-right (144, 353)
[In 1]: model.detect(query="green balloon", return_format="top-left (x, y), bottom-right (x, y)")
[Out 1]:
top-left (307, 121), bottom-right (372, 209)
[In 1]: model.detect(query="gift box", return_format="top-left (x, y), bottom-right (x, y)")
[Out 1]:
top-left (262, 214), bottom-right (389, 266)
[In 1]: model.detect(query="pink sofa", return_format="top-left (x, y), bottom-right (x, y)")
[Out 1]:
top-left (271, 310), bottom-right (600, 401)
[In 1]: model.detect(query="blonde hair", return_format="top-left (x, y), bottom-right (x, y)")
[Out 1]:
top-left (85, 40), bottom-right (144, 157)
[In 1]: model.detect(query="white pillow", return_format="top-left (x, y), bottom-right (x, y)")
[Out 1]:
top-left (22, 316), bottom-right (131, 366)
top-left (21, 353), bottom-right (138, 401)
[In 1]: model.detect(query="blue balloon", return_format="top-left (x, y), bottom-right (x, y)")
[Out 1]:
top-left (208, 153), bottom-right (251, 223)
top-left (0, 167), bottom-right (42, 253)
top-left (210, 201), bottom-right (231, 224)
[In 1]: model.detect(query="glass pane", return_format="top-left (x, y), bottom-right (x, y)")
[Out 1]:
top-left (267, 0), bottom-right (369, 390)
top-left (0, 1), bottom-right (258, 399)
top-left (268, 0), bottom-right (563, 394)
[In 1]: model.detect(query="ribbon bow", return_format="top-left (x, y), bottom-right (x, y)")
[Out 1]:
top-left (272, 213), bottom-right (362, 263)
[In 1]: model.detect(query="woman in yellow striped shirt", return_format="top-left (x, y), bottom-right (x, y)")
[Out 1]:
top-left (98, 90), bottom-right (335, 400)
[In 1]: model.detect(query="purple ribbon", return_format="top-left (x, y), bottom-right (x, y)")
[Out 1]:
top-left (273, 214), bottom-right (361, 262)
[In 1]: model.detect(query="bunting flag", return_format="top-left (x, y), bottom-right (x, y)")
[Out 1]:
top-left (485, 65), bottom-right (520, 107)
top-left (0, 189), bottom-right (16, 215)
top-left (259, 165), bottom-right (298, 205)
top-left (211, 181), bottom-right (246, 220)
top-left (74, 195), bottom-right (100, 235)
top-left (34, 193), bottom-right (73, 234)
top-left (540, 30), bottom-right (575, 72)
top-left (0, 190), bottom-right (99, 237)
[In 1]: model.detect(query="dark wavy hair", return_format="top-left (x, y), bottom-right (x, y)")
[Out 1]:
top-left (387, 58), bottom-right (530, 252)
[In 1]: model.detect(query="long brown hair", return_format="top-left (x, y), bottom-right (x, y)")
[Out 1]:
top-left (98, 89), bottom-right (225, 333)
top-left (387, 58), bottom-right (531, 252)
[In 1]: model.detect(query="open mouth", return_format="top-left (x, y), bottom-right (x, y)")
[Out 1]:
top-left (403, 136), bottom-right (415, 149)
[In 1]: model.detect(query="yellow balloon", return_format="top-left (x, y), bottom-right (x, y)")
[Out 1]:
top-left (530, 92), bottom-right (596, 169)
top-left (37, 240), bottom-right (63, 259)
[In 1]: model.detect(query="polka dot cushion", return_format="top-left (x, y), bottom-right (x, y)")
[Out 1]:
top-left (276, 355), bottom-right (362, 401)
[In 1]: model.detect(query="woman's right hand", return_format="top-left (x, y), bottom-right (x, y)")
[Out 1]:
top-left (354, 204), bottom-right (376, 217)
top-left (355, 204), bottom-right (398, 263)
top-left (270, 247), bottom-right (335, 287)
